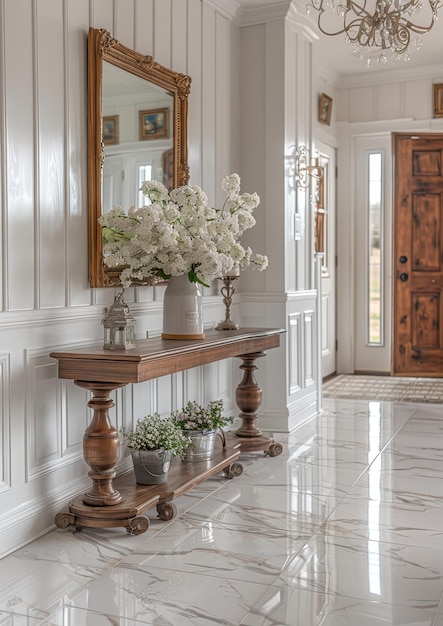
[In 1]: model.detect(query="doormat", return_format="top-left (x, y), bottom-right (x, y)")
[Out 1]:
top-left (323, 375), bottom-right (443, 403)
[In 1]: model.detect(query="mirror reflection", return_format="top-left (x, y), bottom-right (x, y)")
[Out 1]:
top-left (102, 62), bottom-right (174, 215)
top-left (88, 28), bottom-right (191, 287)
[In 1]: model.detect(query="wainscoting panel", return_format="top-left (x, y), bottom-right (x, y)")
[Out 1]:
top-left (131, 379), bottom-right (157, 426)
top-left (304, 309), bottom-right (315, 387)
top-left (26, 353), bottom-right (63, 481)
top-left (0, 354), bottom-right (10, 492)
top-left (288, 312), bottom-right (302, 395)
top-left (321, 292), bottom-right (332, 356)
top-left (65, 382), bottom-right (89, 454)
top-left (286, 292), bottom-right (319, 431)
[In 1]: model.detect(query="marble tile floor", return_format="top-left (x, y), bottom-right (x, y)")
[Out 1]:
top-left (2, 398), bottom-right (443, 625)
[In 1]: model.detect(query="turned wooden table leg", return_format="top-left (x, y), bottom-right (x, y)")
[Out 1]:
top-left (224, 351), bottom-right (283, 456)
top-left (235, 351), bottom-right (264, 437)
top-left (75, 380), bottom-right (127, 506)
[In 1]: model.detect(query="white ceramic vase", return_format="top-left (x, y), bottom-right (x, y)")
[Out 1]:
top-left (162, 274), bottom-right (205, 340)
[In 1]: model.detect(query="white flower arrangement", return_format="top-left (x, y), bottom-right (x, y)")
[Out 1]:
top-left (99, 173), bottom-right (268, 286)
top-left (172, 400), bottom-right (234, 432)
top-left (121, 414), bottom-right (191, 458)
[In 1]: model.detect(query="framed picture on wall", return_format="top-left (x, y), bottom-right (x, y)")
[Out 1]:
top-left (139, 108), bottom-right (169, 140)
top-left (433, 84), bottom-right (443, 118)
top-left (318, 93), bottom-right (332, 126)
top-left (102, 115), bottom-right (119, 145)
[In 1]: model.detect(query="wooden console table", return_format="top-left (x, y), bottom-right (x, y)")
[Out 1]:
top-left (50, 327), bottom-right (284, 534)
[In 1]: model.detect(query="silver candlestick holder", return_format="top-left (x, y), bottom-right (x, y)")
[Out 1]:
top-left (216, 266), bottom-right (240, 331)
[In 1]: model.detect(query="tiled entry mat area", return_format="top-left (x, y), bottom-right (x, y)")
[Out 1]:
top-left (323, 374), bottom-right (443, 403)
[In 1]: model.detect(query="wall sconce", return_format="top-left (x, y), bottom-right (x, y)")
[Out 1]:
top-left (290, 145), bottom-right (324, 190)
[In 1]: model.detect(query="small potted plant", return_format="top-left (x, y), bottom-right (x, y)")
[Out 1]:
top-left (173, 400), bottom-right (234, 462)
top-left (121, 413), bottom-right (191, 484)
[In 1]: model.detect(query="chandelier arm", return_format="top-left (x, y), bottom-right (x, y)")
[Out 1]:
top-left (347, 0), bottom-right (374, 18)
top-left (396, 15), bottom-right (439, 34)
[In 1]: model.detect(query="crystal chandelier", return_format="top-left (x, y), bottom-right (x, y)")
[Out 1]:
top-left (306, 0), bottom-right (442, 65)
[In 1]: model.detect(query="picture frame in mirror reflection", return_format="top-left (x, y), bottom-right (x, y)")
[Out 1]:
top-left (318, 93), bottom-right (332, 126)
top-left (102, 115), bottom-right (119, 145)
top-left (433, 84), bottom-right (443, 118)
top-left (139, 108), bottom-right (169, 140)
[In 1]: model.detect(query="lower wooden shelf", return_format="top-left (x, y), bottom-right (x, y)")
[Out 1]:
top-left (224, 431), bottom-right (283, 456)
top-left (55, 443), bottom-right (243, 535)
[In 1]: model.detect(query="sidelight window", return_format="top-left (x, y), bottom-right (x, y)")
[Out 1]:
top-left (138, 164), bottom-right (152, 207)
top-left (367, 152), bottom-right (383, 345)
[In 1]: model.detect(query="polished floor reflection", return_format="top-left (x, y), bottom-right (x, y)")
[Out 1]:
top-left (2, 398), bottom-right (443, 625)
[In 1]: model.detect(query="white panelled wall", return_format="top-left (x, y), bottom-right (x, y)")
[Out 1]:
top-left (0, 0), bottom-right (322, 558)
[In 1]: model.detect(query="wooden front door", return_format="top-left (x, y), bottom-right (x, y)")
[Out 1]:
top-left (393, 133), bottom-right (443, 376)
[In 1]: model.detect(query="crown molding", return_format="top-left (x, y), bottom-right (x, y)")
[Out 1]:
top-left (285, 2), bottom-right (319, 43)
top-left (203, 0), bottom-right (239, 20)
top-left (205, 0), bottom-right (292, 26)
top-left (336, 62), bottom-right (443, 89)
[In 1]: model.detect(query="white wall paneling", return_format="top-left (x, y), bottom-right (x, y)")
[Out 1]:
top-left (288, 302), bottom-right (317, 394)
top-left (321, 293), bottom-right (331, 358)
top-left (0, 0), bottom-right (324, 556)
top-left (187, 0), bottom-right (203, 184)
top-left (26, 352), bottom-right (65, 480)
top-left (0, 2), bottom-right (4, 307)
top-left (4, 0), bottom-right (35, 311)
top-left (0, 354), bottom-right (10, 492)
top-left (288, 312), bottom-right (302, 394)
top-left (37, 0), bottom-right (67, 309)
top-left (235, 11), bottom-right (321, 435)
top-left (286, 291), bottom-right (318, 430)
top-left (0, 0), bottom-right (239, 557)
top-left (66, 1), bottom-right (91, 307)
top-left (304, 309), bottom-right (315, 386)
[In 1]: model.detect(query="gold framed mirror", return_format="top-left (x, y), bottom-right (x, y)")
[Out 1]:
top-left (88, 27), bottom-right (191, 287)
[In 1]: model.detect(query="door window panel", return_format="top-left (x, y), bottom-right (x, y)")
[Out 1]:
top-left (368, 152), bottom-right (383, 345)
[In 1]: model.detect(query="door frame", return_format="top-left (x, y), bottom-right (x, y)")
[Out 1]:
top-left (316, 140), bottom-right (337, 379)
top-left (337, 128), bottom-right (443, 375)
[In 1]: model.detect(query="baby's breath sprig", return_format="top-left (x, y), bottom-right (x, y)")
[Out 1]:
top-left (172, 400), bottom-right (234, 433)
top-left (121, 413), bottom-right (191, 458)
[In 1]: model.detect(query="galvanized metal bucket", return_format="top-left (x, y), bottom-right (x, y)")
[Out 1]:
top-left (182, 428), bottom-right (225, 462)
top-left (131, 449), bottom-right (172, 484)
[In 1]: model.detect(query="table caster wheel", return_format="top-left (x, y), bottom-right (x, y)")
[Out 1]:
top-left (54, 512), bottom-right (77, 533)
top-left (157, 502), bottom-right (177, 521)
top-left (264, 442), bottom-right (283, 457)
top-left (223, 462), bottom-right (243, 479)
top-left (127, 516), bottom-right (150, 535)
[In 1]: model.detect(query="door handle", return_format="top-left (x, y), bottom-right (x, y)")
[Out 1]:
top-left (399, 272), bottom-right (408, 282)
top-left (399, 255), bottom-right (408, 264)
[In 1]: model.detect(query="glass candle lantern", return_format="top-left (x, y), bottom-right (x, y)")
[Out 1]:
top-left (102, 290), bottom-right (136, 350)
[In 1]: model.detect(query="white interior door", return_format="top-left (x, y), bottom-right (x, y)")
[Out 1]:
top-left (317, 141), bottom-right (336, 379)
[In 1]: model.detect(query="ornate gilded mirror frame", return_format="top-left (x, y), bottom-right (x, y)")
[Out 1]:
top-left (88, 27), bottom-right (191, 287)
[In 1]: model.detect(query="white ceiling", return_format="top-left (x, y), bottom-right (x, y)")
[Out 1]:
top-left (234, 0), bottom-right (443, 79)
